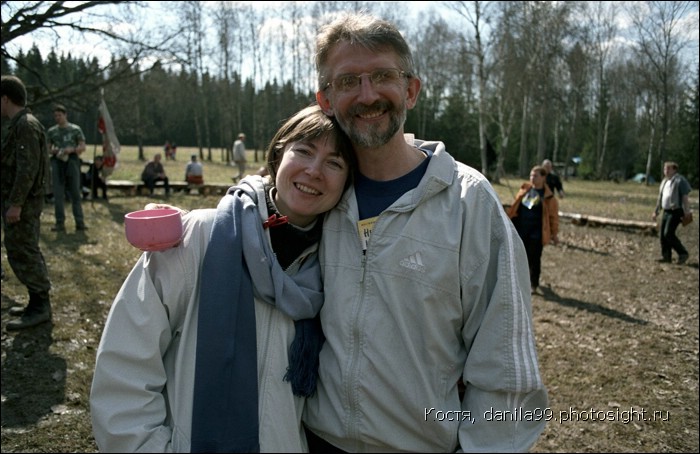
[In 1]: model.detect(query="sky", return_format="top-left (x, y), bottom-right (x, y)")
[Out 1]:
top-left (4, 1), bottom-right (698, 76)
top-left (3, 1), bottom-right (439, 68)
top-left (3, 1), bottom-right (447, 93)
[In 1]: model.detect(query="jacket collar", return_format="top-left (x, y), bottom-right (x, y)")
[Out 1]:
top-left (334, 139), bottom-right (453, 215)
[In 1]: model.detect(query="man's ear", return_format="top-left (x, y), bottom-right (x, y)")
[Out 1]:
top-left (316, 91), bottom-right (335, 117)
top-left (405, 76), bottom-right (421, 111)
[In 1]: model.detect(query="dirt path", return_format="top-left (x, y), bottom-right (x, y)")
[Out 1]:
top-left (531, 220), bottom-right (698, 452)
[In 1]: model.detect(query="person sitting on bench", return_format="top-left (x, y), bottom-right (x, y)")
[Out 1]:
top-left (83, 155), bottom-right (108, 200)
top-left (141, 153), bottom-right (170, 196)
top-left (185, 154), bottom-right (204, 185)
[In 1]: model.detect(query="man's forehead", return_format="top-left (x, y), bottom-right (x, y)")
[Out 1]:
top-left (327, 43), bottom-right (399, 72)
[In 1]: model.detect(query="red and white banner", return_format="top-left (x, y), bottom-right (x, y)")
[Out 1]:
top-left (98, 98), bottom-right (120, 177)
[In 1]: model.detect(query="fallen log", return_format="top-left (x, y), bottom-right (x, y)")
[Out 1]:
top-left (558, 211), bottom-right (658, 235)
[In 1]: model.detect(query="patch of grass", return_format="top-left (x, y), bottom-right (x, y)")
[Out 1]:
top-left (491, 177), bottom-right (667, 222)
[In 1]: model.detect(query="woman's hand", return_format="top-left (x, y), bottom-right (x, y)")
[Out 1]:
top-left (144, 203), bottom-right (188, 249)
top-left (144, 203), bottom-right (188, 215)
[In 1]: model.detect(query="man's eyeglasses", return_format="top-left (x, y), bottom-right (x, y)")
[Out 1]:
top-left (325, 68), bottom-right (409, 92)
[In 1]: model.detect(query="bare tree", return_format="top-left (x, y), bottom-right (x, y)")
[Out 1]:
top-left (581, 1), bottom-right (621, 178)
top-left (494, 2), bottom-right (577, 176)
top-left (212, 1), bottom-right (235, 161)
top-left (2, 1), bottom-right (124, 51)
top-left (447, 1), bottom-right (494, 179)
top-left (211, 2), bottom-right (254, 162)
top-left (626, 1), bottom-right (696, 178)
top-left (487, 6), bottom-right (523, 183)
top-left (493, 2), bottom-right (539, 177)
top-left (1, 1), bottom-right (179, 106)
top-left (242, 5), bottom-right (262, 160)
top-left (561, 41), bottom-right (589, 179)
top-left (409, 13), bottom-right (461, 141)
top-left (177, 1), bottom-right (213, 160)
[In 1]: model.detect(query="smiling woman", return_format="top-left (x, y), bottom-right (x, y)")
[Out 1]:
top-left (88, 104), bottom-right (355, 453)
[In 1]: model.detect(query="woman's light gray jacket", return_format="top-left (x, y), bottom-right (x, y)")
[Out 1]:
top-left (304, 140), bottom-right (549, 452)
top-left (90, 177), bottom-right (312, 452)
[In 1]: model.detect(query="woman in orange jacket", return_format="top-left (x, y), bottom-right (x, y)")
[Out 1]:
top-left (507, 165), bottom-right (559, 293)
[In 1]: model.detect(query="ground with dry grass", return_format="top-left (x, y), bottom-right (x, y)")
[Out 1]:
top-left (1, 160), bottom-right (698, 452)
top-left (530, 220), bottom-right (698, 452)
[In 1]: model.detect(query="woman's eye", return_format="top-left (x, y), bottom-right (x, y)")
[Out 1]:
top-left (290, 147), bottom-right (312, 156)
top-left (327, 159), bottom-right (345, 170)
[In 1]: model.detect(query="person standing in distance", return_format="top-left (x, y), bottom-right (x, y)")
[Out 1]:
top-left (47, 103), bottom-right (87, 231)
top-left (542, 158), bottom-right (565, 199)
top-left (1, 75), bottom-right (53, 330)
top-left (232, 133), bottom-right (247, 182)
top-left (652, 161), bottom-right (691, 264)
top-left (507, 165), bottom-right (560, 294)
top-left (303, 12), bottom-right (548, 452)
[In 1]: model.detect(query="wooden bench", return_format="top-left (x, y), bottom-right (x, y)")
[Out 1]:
top-left (136, 181), bottom-right (188, 195)
top-left (105, 180), bottom-right (233, 197)
top-left (106, 180), bottom-right (138, 196)
top-left (105, 180), bottom-right (185, 196)
top-left (186, 183), bottom-right (205, 195)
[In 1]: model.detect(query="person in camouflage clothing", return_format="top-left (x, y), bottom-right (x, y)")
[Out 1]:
top-left (1, 75), bottom-right (53, 330)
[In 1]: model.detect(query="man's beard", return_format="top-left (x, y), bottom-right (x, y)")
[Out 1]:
top-left (338, 101), bottom-right (406, 149)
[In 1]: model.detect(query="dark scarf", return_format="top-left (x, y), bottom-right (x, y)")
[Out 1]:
top-left (191, 179), bottom-right (324, 453)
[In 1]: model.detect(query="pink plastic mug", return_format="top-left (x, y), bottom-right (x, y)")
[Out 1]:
top-left (124, 208), bottom-right (183, 252)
